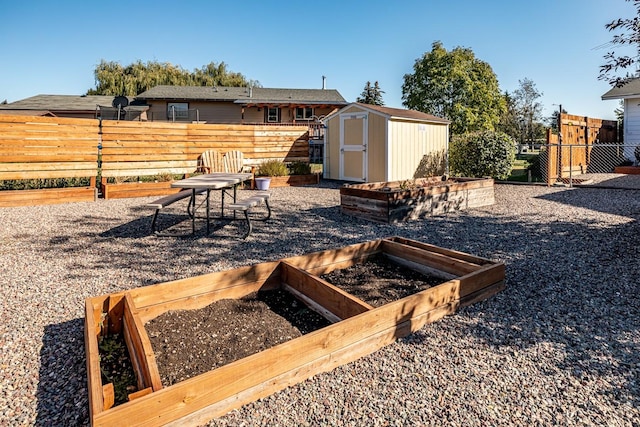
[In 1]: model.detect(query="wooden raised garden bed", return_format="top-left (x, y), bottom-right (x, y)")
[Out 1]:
top-left (252, 173), bottom-right (320, 188)
top-left (340, 177), bottom-right (495, 223)
top-left (614, 165), bottom-right (640, 175)
top-left (100, 180), bottom-right (180, 200)
top-left (85, 236), bottom-right (505, 426)
top-left (0, 186), bottom-right (97, 207)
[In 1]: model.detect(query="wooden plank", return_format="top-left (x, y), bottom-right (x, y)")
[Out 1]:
top-left (102, 184), bottom-right (181, 200)
top-left (100, 160), bottom-right (196, 170)
top-left (136, 279), bottom-right (276, 324)
top-left (128, 261), bottom-right (282, 311)
top-left (0, 114), bottom-right (99, 126)
top-left (381, 239), bottom-right (481, 276)
top-left (280, 262), bottom-right (373, 320)
top-left (384, 236), bottom-right (495, 266)
top-left (100, 168), bottom-right (194, 178)
top-left (123, 293), bottom-right (163, 392)
top-left (85, 297), bottom-right (106, 418)
top-left (128, 387), bottom-right (153, 401)
top-left (102, 384), bottom-right (114, 411)
top-left (282, 284), bottom-right (342, 324)
top-left (281, 240), bottom-right (383, 275)
top-left (0, 187), bottom-right (96, 207)
top-left (121, 319), bottom-right (145, 391)
top-left (107, 294), bottom-right (125, 335)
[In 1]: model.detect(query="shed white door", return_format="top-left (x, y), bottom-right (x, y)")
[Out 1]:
top-left (340, 113), bottom-right (368, 181)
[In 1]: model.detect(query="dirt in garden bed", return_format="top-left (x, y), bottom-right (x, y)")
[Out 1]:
top-left (320, 253), bottom-right (445, 307)
top-left (145, 289), bottom-right (331, 387)
top-left (143, 254), bottom-right (444, 387)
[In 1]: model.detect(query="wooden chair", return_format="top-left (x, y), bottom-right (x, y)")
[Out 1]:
top-left (223, 150), bottom-right (244, 173)
top-left (199, 150), bottom-right (225, 173)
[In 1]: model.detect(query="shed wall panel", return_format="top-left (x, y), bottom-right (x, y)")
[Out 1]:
top-left (388, 121), bottom-right (448, 181)
top-left (366, 112), bottom-right (388, 182)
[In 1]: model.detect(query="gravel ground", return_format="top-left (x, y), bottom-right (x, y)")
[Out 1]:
top-left (1, 181), bottom-right (639, 426)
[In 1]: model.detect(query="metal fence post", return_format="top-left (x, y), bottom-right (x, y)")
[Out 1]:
top-left (569, 145), bottom-right (573, 187)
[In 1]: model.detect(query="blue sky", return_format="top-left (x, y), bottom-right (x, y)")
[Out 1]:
top-left (1, 0), bottom-right (636, 120)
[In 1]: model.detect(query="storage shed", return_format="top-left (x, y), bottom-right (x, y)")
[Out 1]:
top-left (322, 103), bottom-right (450, 182)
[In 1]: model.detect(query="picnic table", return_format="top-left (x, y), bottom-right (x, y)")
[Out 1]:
top-left (170, 172), bottom-right (252, 234)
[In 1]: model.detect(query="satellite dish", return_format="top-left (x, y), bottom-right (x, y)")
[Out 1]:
top-left (112, 96), bottom-right (129, 108)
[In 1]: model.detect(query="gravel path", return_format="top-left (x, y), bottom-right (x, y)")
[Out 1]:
top-left (1, 181), bottom-right (639, 426)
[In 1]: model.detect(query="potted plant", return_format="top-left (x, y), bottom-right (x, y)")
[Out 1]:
top-left (255, 160), bottom-right (288, 190)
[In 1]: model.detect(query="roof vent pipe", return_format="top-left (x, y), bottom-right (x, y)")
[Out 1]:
top-left (249, 86), bottom-right (253, 98)
top-left (322, 75), bottom-right (326, 90)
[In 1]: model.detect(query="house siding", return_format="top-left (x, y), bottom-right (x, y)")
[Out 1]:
top-left (147, 101), bottom-right (242, 123)
top-left (624, 98), bottom-right (640, 160)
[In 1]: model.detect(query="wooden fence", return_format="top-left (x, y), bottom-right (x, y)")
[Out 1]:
top-left (545, 113), bottom-right (619, 183)
top-left (100, 121), bottom-right (308, 178)
top-left (0, 115), bottom-right (99, 206)
top-left (0, 114), bottom-right (310, 205)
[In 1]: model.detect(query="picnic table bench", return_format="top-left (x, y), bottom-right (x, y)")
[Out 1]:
top-left (226, 192), bottom-right (272, 239)
top-left (145, 188), bottom-right (206, 234)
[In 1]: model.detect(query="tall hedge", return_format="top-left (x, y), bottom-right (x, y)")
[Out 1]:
top-left (449, 131), bottom-right (516, 180)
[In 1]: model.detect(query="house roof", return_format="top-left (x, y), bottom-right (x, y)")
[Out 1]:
top-left (601, 78), bottom-right (640, 100)
top-left (324, 102), bottom-right (450, 124)
top-left (0, 109), bottom-right (56, 117)
top-left (0, 94), bottom-right (137, 111)
top-left (136, 85), bottom-right (348, 106)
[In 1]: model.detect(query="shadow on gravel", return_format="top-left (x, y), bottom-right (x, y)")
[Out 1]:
top-left (398, 190), bottom-right (639, 410)
top-left (536, 186), bottom-right (640, 217)
top-left (36, 319), bottom-right (89, 426)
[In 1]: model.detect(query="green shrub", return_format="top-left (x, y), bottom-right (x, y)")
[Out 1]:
top-left (288, 161), bottom-right (311, 175)
top-left (449, 131), bottom-right (516, 180)
top-left (257, 160), bottom-right (288, 176)
top-left (0, 177), bottom-right (91, 190)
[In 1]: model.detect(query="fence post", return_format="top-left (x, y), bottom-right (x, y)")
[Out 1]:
top-left (569, 145), bottom-right (573, 187)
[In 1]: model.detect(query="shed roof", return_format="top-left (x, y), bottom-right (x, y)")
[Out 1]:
top-left (601, 78), bottom-right (640, 100)
top-left (136, 85), bottom-right (348, 106)
top-left (325, 103), bottom-right (450, 124)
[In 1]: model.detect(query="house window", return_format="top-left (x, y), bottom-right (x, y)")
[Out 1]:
top-left (266, 107), bottom-right (280, 123)
top-left (167, 102), bottom-right (189, 121)
top-left (295, 107), bottom-right (314, 120)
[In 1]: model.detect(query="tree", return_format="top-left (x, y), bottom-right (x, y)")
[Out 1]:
top-left (548, 106), bottom-right (568, 133)
top-left (86, 60), bottom-right (259, 96)
top-left (401, 41), bottom-right (505, 134)
top-left (615, 99), bottom-right (625, 121)
top-left (356, 81), bottom-right (385, 105)
top-left (497, 91), bottom-right (519, 141)
top-left (512, 78), bottom-right (545, 145)
top-left (598, 0), bottom-right (640, 87)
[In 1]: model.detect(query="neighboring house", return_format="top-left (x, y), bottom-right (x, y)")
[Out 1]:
top-left (602, 79), bottom-right (640, 162)
top-left (0, 85), bottom-right (348, 130)
top-left (135, 85), bottom-right (348, 127)
top-left (0, 95), bottom-right (148, 120)
top-left (323, 103), bottom-right (450, 182)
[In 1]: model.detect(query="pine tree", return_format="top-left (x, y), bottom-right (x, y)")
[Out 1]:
top-left (357, 81), bottom-right (385, 105)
